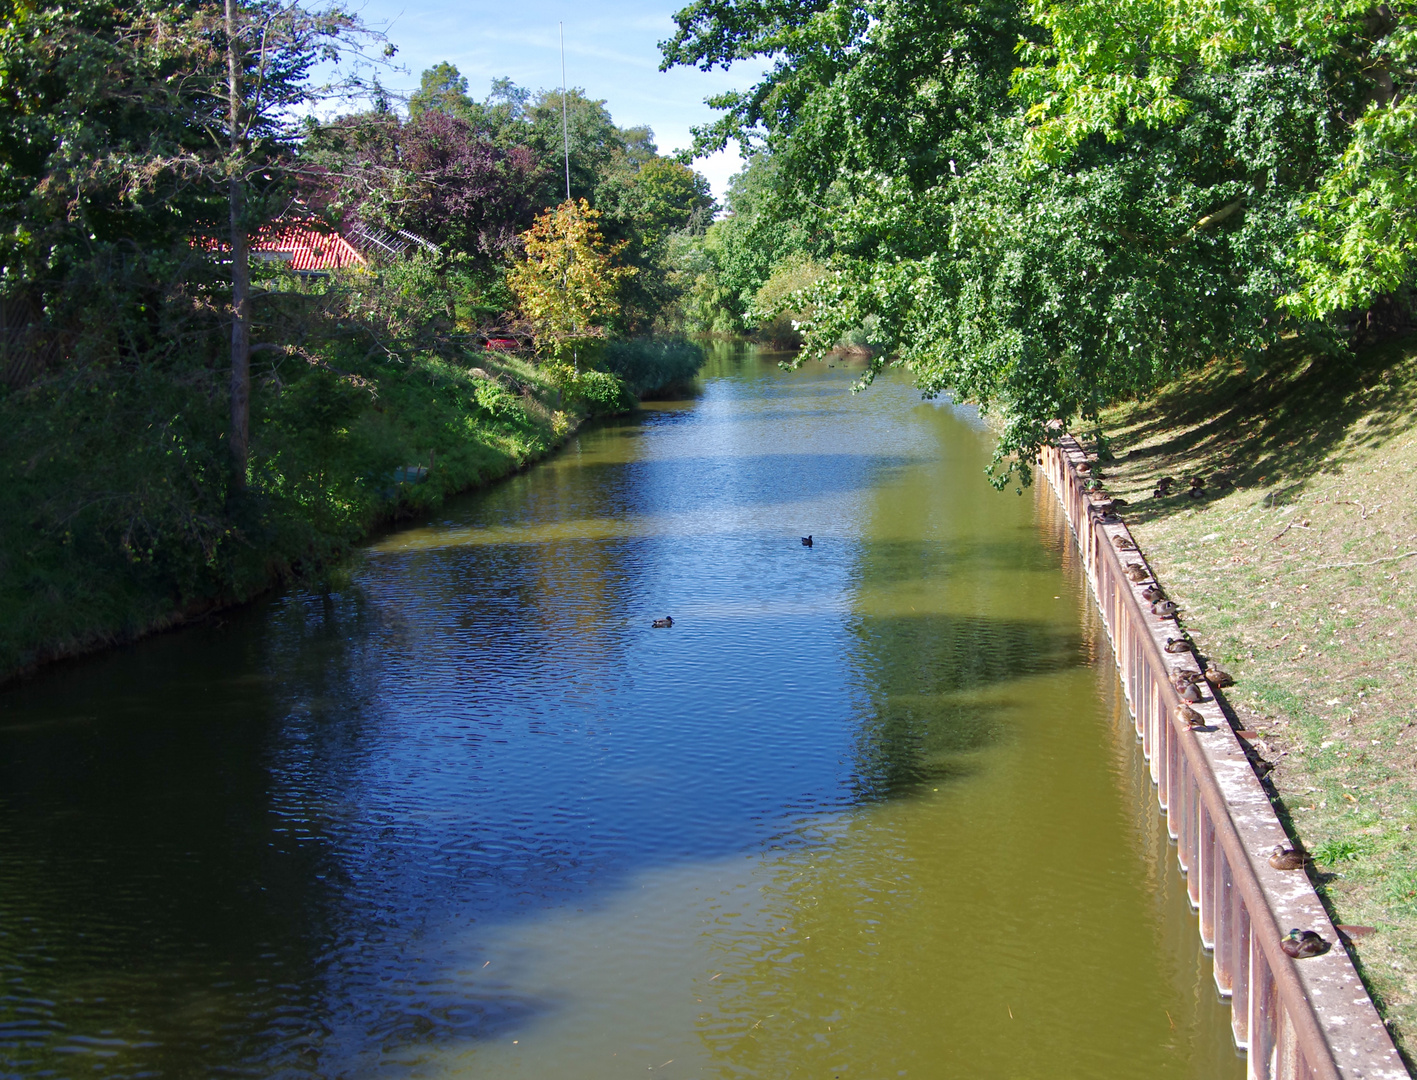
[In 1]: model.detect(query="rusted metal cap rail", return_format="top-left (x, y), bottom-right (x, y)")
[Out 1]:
top-left (1041, 437), bottom-right (1408, 1080)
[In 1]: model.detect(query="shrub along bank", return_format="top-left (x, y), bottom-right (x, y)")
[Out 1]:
top-left (1093, 338), bottom-right (1417, 1063)
top-left (0, 266), bottom-right (701, 686)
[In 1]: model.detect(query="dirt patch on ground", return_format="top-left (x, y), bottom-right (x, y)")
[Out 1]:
top-left (1095, 338), bottom-right (1417, 1067)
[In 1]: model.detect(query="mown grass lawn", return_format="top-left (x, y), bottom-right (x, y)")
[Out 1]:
top-left (1096, 338), bottom-right (1417, 1066)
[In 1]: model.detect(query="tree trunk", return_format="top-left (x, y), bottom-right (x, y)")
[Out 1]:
top-left (229, 175), bottom-right (250, 488)
top-left (225, 0), bottom-right (249, 489)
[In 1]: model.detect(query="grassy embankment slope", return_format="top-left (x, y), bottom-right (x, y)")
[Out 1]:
top-left (0, 337), bottom-right (587, 686)
top-left (1095, 339), bottom-right (1417, 1062)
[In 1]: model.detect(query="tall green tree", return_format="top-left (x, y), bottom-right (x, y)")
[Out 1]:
top-left (662, 0), bottom-right (1344, 484)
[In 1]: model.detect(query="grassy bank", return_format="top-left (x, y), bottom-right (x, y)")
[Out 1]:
top-left (0, 331), bottom-right (589, 684)
top-left (1093, 338), bottom-right (1417, 1063)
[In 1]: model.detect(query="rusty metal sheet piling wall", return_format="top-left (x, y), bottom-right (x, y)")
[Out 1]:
top-left (1040, 437), bottom-right (1409, 1080)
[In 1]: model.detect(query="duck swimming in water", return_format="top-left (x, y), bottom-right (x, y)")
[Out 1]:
top-left (1269, 846), bottom-right (1308, 871)
top-left (652, 616), bottom-right (674, 628)
top-left (1281, 929), bottom-right (1330, 959)
top-left (801, 535), bottom-right (813, 547)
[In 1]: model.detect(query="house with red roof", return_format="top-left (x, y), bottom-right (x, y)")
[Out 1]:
top-left (249, 225), bottom-right (367, 273)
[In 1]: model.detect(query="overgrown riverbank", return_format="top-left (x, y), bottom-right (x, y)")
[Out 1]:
top-left (1094, 338), bottom-right (1417, 1063)
top-left (0, 268), bottom-right (705, 686)
top-left (0, 336), bottom-right (582, 685)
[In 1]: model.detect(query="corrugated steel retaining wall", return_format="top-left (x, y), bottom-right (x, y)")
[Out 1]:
top-left (1041, 436), bottom-right (1409, 1080)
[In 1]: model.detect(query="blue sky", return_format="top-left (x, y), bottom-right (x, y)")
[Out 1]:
top-left (349, 0), bottom-right (764, 201)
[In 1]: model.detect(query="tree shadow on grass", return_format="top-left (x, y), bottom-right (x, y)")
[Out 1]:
top-left (1100, 335), bottom-right (1417, 524)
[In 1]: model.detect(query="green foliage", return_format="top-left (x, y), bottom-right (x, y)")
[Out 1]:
top-left (1315, 837), bottom-right (1364, 864)
top-left (0, 259), bottom-right (571, 681)
top-left (1015, 0), bottom-right (1417, 315)
top-left (564, 367), bottom-right (638, 415)
top-left (601, 337), bottom-right (706, 396)
top-left (408, 60), bottom-right (475, 119)
top-left (662, 0), bottom-right (1354, 485)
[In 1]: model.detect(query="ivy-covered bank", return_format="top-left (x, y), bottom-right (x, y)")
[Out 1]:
top-left (0, 268), bottom-right (699, 685)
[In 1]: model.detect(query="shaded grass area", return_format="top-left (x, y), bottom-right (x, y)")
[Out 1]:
top-left (0, 342), bottom-right (580, 685)
top-left (1096, 339), bottom-right (1417, 1064)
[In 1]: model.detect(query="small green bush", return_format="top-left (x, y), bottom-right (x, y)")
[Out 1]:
top-left (572, 369), bottom-right (638, 416)
top-left (601, 338), bottom-right (706, 397)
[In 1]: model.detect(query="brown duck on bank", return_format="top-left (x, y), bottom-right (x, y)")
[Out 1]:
top-left (1281, 929), bottom-right (1330, 959)
top-left (1269, 846), bottom-right (1308, 871)
top-left (1205, 663), bottom-right (1235, 688)
top-left (1113, 535), bottom-right (1138, 551)
top-left (1177, 681), bottom-right (1204, 703)
top-left (1124, 563), bottom-right (1149, 583)
top-left (1176, 703), bottom-right (1204, 727)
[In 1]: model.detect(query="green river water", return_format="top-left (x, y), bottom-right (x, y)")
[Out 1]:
top-left (0, 343), bottom-right (1243, 1078)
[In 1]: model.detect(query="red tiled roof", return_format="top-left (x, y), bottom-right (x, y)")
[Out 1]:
top-left (251, 225), bottom-right (367, 270)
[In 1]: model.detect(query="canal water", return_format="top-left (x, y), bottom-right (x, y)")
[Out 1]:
top-left (0, 344), bottom-right (1242, 1078)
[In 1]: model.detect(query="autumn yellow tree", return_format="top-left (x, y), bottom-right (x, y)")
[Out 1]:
top-left (507, 199), bottom-right (635, 367)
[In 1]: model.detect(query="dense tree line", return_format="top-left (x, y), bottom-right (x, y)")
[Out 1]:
top-left (662, 0), bottom-right (1417, 483)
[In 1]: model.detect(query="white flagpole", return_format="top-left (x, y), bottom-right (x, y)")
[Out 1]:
top-left (560, 22), bottom-right (571, 202)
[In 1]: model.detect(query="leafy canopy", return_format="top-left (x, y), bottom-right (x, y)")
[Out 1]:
top-left (506, 198), bottom-right (636, 364)
top-left (662, 0), bottom-right (1352, 485)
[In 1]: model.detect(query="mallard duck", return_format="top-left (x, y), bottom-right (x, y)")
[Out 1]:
top-left (1156, 476), bottom-right (1176, 492)
top-left (652, 616), bottom-right (674, 628)
top-left (1113, 535), bottom-right (1138, 551)
top-left (1178, 681), bottom-right (1204, 703)
top-left (801, 535), bottom-right (813, 547)
top-left (1076, 462), bottom-right (1092, 476)
top-left (1111, 497), bottom-right (1129, 508)
top-left (1268, 845), bottom-right (1307, 871)
top-left (1124, 563), bottom-right (1149, 583)
top-left (1164, 636), bottom-right (1191, 654)
top-left (1142, 584), bottom-right (1165, 603)
top-left (1176, 703), bottom-right (1204, 726)
top-left (1205, 663), bottom-right (1235, 688)
top-left (1152, 599), bottom-right (1180, 618)
top-left (1281, 929), bottom-right (1330, 959)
